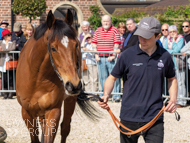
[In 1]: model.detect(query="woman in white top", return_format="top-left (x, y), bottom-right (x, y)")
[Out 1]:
top-left (0, 29), bottom-right (16, 99)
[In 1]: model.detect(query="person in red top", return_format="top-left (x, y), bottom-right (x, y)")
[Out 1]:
top-left (92, 15), bottom-right (121, 102)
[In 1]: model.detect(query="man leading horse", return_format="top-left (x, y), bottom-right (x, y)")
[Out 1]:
top-left (98, 17), bottom-right (177, 143)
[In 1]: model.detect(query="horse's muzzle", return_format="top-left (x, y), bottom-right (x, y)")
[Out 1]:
top-left (65, 81), bottom-right (82, 95)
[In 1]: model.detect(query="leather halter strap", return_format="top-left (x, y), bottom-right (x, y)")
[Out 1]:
top-left (47, 37), bottom-right (65, 86)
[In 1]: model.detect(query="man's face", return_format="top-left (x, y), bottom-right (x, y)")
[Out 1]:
top-left (126, 20), bottom-right (136, 32)
top-left (81, 25), bottom-right (89, 34)
top-left (182, 22), bottom-right (190, 34)
top-left (15, 30), bottom-right (21, 36)
top-left (161, 24), bottom-right (169, 37)
top-left (101, 18), bottom-right (111, 30)
top-left (138, 34), bottom-right (160, 51)
top-left (0, 24), bottom-right (8, 29)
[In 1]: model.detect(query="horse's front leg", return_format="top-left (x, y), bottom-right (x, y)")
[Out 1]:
top-left (21, 107), bottom-right (40, 143)
top-left (44, 105), bottom-right (61, 143)
top-left (61, 96), bottom-right (77, 143)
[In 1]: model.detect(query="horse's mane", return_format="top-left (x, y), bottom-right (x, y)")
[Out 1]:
top-left (34, 19), bottom-right (77, 41)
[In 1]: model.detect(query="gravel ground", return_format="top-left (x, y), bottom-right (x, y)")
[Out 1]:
top-left (0, 96), bottom-right (190, 143)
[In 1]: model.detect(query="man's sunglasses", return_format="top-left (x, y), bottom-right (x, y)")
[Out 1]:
top-left (182, 25), bottom-right (189, 28)
top-left (162, 29), bottom-right (168, 31)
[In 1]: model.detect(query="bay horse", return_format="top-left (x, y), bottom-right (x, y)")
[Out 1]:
top-left (16, 10), bottom-right (100, 143)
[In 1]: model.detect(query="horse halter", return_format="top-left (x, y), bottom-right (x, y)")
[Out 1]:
top-left (47, 37), bottom-right (65, 87)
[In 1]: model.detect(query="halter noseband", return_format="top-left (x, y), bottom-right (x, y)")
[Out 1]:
top-left (47, 37), bottom-right (65, 86)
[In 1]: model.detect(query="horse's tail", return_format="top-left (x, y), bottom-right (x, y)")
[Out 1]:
top-left (77, 91), bottom-right (103, 121)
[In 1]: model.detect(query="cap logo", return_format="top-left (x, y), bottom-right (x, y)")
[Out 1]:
top-left (141, 22), bottom-right (149, 30)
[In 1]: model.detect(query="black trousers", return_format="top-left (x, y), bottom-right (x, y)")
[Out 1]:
top-left (120, 120), bottom-right (164, 143)
top-left (2, 70), bottom-right (14, 89)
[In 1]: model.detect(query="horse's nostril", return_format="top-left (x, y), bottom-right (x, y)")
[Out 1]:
top-left (65, 82), bottom-right (74, 92)
top-left (77, 81), bottom-right (82, 90)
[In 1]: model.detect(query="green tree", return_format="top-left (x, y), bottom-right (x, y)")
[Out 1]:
top-left (88, 5), bottom-right (102, 30)
top-left (12, 0), bottom-right (47, 23)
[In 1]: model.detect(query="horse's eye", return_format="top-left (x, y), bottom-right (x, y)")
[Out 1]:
top-left (51, 47), bottom-right (57, 52)
top-left (76, 43), bottom-right (78, 48)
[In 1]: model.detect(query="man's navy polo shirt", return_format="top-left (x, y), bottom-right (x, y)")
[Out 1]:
top-left (111, 42), bottom-right (175, 122)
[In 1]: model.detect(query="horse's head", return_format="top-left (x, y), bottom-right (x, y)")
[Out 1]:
top-left (42, 10), bottom-right (82, 95)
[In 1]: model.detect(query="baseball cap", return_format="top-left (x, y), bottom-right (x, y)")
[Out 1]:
top-left (13, 22), bottom-right (22, 32)
top-left (0, 20), bottom-right (9, 26)
top-left (134, 17), bottom-right (161, 39)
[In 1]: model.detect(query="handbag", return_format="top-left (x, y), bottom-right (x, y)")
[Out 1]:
top-left (81, 59), bottom-right (87, 71)
top-left (6, 61), bottom-right (18, 70)
top-left (175, 55), bottom-right (186, 70)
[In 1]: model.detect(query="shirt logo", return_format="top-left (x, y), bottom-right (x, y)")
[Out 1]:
top-left (157, 60), bottom-right (164, 68)
top-left (133, 63), bottom-right (143, 66)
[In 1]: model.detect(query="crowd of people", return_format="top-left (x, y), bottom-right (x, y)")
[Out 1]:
top-left (80, 16), bottom-right (190, 106)
top-left (0, 20), bottom-right (35, 99)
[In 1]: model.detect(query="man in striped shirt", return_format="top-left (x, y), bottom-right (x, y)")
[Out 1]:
top-left (92, 15), bottom-right (121, 102)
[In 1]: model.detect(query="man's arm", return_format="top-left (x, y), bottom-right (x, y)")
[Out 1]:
top-left (98, 75), bottom-right (118, 109)
top-left (165, 76), bottom-right (178, 113)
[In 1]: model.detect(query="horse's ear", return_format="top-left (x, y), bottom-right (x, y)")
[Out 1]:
top-left (65, 9), bottom-right (73, 26)
top-left (47, 10), bottom-right (55, 29)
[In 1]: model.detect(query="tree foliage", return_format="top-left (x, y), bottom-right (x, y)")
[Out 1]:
top-left (12, 0), bottom-right (47, 23)
top-left (88, 5), bottom-right (102, 30)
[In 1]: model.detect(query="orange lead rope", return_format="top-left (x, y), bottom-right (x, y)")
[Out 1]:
top-left (106, 106), bottom-right (165, 136)
top-left (105, 103), bottom-right (180, 137)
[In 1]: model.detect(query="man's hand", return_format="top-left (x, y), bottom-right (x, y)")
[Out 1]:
top-left (98, 95), bottom-right (109, 110)
top-left (107, 56), bottom-right (115, 61)
top-left (95, 54), bottom-right (100, 61)
top-left (115, 49), bottom-right (121, 54)
top-left (164, 100), bottom-right (177, 113)
top-left (182, 52), bottom-right (186, 56)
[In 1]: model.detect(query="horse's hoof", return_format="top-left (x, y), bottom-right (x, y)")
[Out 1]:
top-left (0, 126), bottom-right (7, 142)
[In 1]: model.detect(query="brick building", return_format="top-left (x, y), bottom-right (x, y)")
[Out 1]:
top-left (0, 0), bottom-right (109, 34)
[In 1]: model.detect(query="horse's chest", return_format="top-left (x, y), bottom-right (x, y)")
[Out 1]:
top-left (22, 92), bottom-right (64, 117)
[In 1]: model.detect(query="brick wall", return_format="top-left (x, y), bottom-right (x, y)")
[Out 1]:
top-left (113, 5), bottom-right (185, 16)
top-left (0, 0), bottom-right (102, 31)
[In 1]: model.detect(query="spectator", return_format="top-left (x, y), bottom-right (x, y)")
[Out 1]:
top-left (17, 23), bottom-right (35, 50)
top-left (117, 22), bottom-right (126, 54)
top-left (164, 25), bottom-right (186, 107)
top-left (116, 18), bottom-right (138, 54)
top-left (182, 20), bottom-right (190, 42)
top-left (23, 23), bottom-right (35, 40)
top-left (11, 22), bottom-right (25, 51)
top-left (160, 23), bottom-right (169, 47)
top-left (81, 33), bottom-right (98, 92)
top-left (92, 15), bottom-right (121, 102)
top-left (182, 20), bottom-right (190, 95)
top-left (0, 20), bottom-right (9, 40)
top-left (98, 17), bottom-right (177, 143)
top-left (0, 29), bottom-right (16, 99)
top-left (0, 21), bottom-right (9, 92)
top-left (79, 21), bottom-right (94, 43)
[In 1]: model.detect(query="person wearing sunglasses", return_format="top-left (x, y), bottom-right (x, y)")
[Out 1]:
top-left (0, 29), bottom-right (16, 99)
top-left (182, 20), bottom-right (190, 43)
top-left (164, 25), bottom-right (186, 108)
top-left (160, 23), bottom-right (169, 48)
